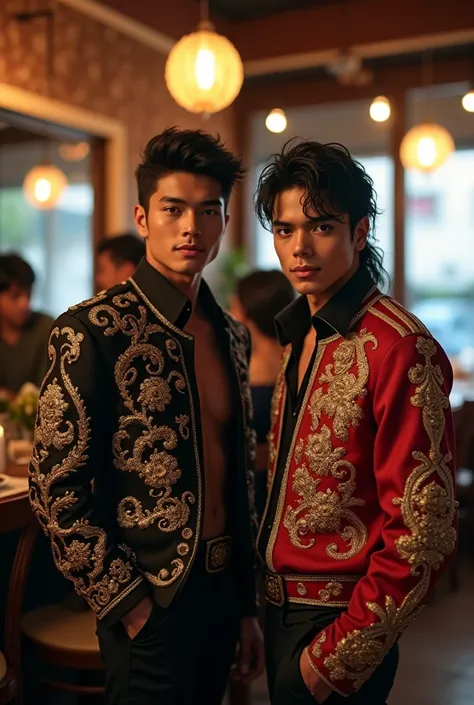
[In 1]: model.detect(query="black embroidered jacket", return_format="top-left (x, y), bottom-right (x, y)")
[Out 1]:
top-left (29, 259), bottom-right (257, 626)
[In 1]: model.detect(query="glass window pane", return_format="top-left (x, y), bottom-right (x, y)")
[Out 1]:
top-left (0, 139), bottom-right (93, 318)
top-left (405, 148), bottom-right (474, 363)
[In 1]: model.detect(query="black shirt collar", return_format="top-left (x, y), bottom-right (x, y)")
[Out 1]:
top-left (275, 267), bottom-right (376, 346)
top-left (131, 258), bottom-right (224, 329)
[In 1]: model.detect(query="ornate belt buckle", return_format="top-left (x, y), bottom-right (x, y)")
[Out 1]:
top-left (264, 572), bottom-right (285, 607)
top-left (205, 536), bottom-right (232, 573)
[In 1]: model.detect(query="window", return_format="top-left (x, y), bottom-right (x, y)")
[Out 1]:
top-left (0, 140), bottom-right (94, 317)
top-left (405, 149), bottom-right (474, 361)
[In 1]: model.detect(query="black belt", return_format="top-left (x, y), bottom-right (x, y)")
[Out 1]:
top-left (194, 535), bottom-right (233, 573)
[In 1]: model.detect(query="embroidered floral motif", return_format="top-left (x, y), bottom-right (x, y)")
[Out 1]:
top-left (226, 316), bottom-right (258, 535)
top-left (284, 332), bottom-right (376, 559)
top-left (322, 336), bottom-right (456, 689)
top-left (29, 324), bottom-right (138, 617)
top-left (319, 581), bottom-right (343, 602)
top-left (88, 294), bottom-right (195, 586)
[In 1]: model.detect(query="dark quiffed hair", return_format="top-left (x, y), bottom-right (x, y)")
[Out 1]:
top-left (0, 253), bottom-right (35, 293)
top-left (135, 127), bottom-right (246, 212)
top-left (98, 233), bottom-right (145, 267)
top-left (236, 269), bottom-right (295, 340)
top-left (255, 139), bottom-right (388, 287)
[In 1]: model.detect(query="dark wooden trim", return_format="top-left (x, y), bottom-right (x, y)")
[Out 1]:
top-left (240, 58), bottom-right (472, 113)
top-left (230, 96), bottom-right (252, 251)
top-left (390, 91), bottom-right (406, 305)
top-left (90, 137), bottom-right (107, 292)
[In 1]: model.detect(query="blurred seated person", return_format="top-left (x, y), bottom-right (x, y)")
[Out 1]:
top-left (96, 232), bottom-right (145, 290)
top-left (0, 254), bottom-right (53, 398)
top-left (230, 270), bottom-right (294, 519)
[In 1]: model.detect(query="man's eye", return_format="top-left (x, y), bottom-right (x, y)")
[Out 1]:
top-left (203, 209), bottom-right (219, 216)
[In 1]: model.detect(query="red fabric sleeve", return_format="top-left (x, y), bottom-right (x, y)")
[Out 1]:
top-left (304, 333), bottom-right (457, 696)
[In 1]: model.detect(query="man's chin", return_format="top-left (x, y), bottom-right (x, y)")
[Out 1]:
top-left (293, 280), bottom-right (326, 296)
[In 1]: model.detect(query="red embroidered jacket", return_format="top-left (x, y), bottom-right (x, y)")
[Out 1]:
top-left (259, 288), bottom-right (457, 696)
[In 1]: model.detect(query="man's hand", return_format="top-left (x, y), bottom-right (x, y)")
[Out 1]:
top-left (300, 648), bottom-right (333, 703)
top-left (121, 596), bottom-right (154, 640)
top-left (233, 617), bottom-right (265, 684)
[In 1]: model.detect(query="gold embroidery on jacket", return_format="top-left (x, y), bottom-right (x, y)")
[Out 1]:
top-left (319, 581), bottom-right (343, 602)
top-left (88, 294), bottom-right (196, 587)
top-left (284, 332), bottom-right (376, 559)
top-left (226, 317), bottom-right (258, 535)
top-left (322, 336), bottom-right (456, 689)
top-left (29, 325), bottom-right (136, 616)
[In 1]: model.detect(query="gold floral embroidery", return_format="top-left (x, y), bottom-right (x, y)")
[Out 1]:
top-left (309, 330), bottom-right (377, 442)
top-left (295, 438), bottom-right (304, 465)
top-left (29, 325), bottom-right (137, 617)
top-left (176, 414), bottom-right (190, 440)
top-left (284, 332), bottom-right (376, 559)
top-left (226, 317), bottom-right (258, 535)
top-left (68, 290), bottom-right (108, 312)
top-left (312, 633), bottom-right (327, 659)
top-left (319, 581), bottom-right (343, 602)
top-left (144, 561), bottom-right (185, 587)
top-left (88, 294), bottom-right (195, 586)
top-left (322, 336), bottom-right (456, 689)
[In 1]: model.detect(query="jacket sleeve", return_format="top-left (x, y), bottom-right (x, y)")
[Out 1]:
top-left (29, 313), bottom-right (150, 625)
top-left (304, 333), bottom-right (457, 696)
top-left (233, 323), bottom-right (259, 617)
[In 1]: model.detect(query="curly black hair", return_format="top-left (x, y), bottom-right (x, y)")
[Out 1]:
top-left (255, 138), bottom-right (388, 287)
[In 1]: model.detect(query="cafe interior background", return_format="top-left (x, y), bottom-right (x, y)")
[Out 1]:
top-left (0, 0), bottom-right (473, 703)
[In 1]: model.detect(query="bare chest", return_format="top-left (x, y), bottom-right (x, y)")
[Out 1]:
top-left (187, 319), bottom-right (232, 427)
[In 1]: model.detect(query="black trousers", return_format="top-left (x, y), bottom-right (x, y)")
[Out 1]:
top-left (96, 558), bottom-right (240, 705)
top-left (265, 602), bottom-right (399, 705)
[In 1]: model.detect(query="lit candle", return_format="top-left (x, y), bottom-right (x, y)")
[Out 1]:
top-left (0, 426), bottom-right (5, 474)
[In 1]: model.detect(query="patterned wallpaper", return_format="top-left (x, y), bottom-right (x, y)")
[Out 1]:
top-left (0, 0), bottom-right (237, 222)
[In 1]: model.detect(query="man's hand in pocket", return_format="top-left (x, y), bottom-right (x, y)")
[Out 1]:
top-left (300, 648), bottom-right (333, 703)
top-left (121, 597), bottom-right (154, 640)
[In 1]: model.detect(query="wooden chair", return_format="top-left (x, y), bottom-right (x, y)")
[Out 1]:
top-left (0, 669), bottom-right (18, 705)
top-left (4, 522), bottom-right (104, 704)
top-left (449, 401), bottom-right (474, 589)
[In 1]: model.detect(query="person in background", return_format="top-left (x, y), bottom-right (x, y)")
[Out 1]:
top-left (96, 232), bottom-right (145, 290)
top-left (228, 268), bottom-right (294, 705)
top-left (230, 270), bottom-right (295, 519)
top-left (0, 253), bottom-right (53, 397)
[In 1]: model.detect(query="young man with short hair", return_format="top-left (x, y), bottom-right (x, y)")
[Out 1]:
top-left (255, 139), bottom-right (457, 704)
top-left (0, 253), bottom-right (53, 396)
top-left (30, 128), bottom-right (263, 705)
top-left (96, 232), bottom-right (145, 291)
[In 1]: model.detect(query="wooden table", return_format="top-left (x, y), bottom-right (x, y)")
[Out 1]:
top-left (0, 462), bottom-right (34, 705)
top-left (0, 464), bottom-right (30, 535)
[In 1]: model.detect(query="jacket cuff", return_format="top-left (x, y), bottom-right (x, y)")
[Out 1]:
top-left (305, 638), bottom-right (350, 697)
top-left (96, 575), bottom-right (151, 627)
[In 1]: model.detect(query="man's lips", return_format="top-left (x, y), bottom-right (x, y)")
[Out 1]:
top-left (175, 244), bottom-right (204, 253)
top-left (291, 265), bottom-right (318, 272)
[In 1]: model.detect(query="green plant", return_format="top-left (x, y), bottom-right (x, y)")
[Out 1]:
top-left (214, 246), bottom-right (250, 308)
top-left (8, 383), bottom-right (40, 433)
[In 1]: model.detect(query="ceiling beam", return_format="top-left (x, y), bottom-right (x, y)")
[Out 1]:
top-left (239, 57), bottom-right (473, 112)
top-left (57, 0), bottom-right (474, 81)
top-left (230, 0), bottom-right (474, 73)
